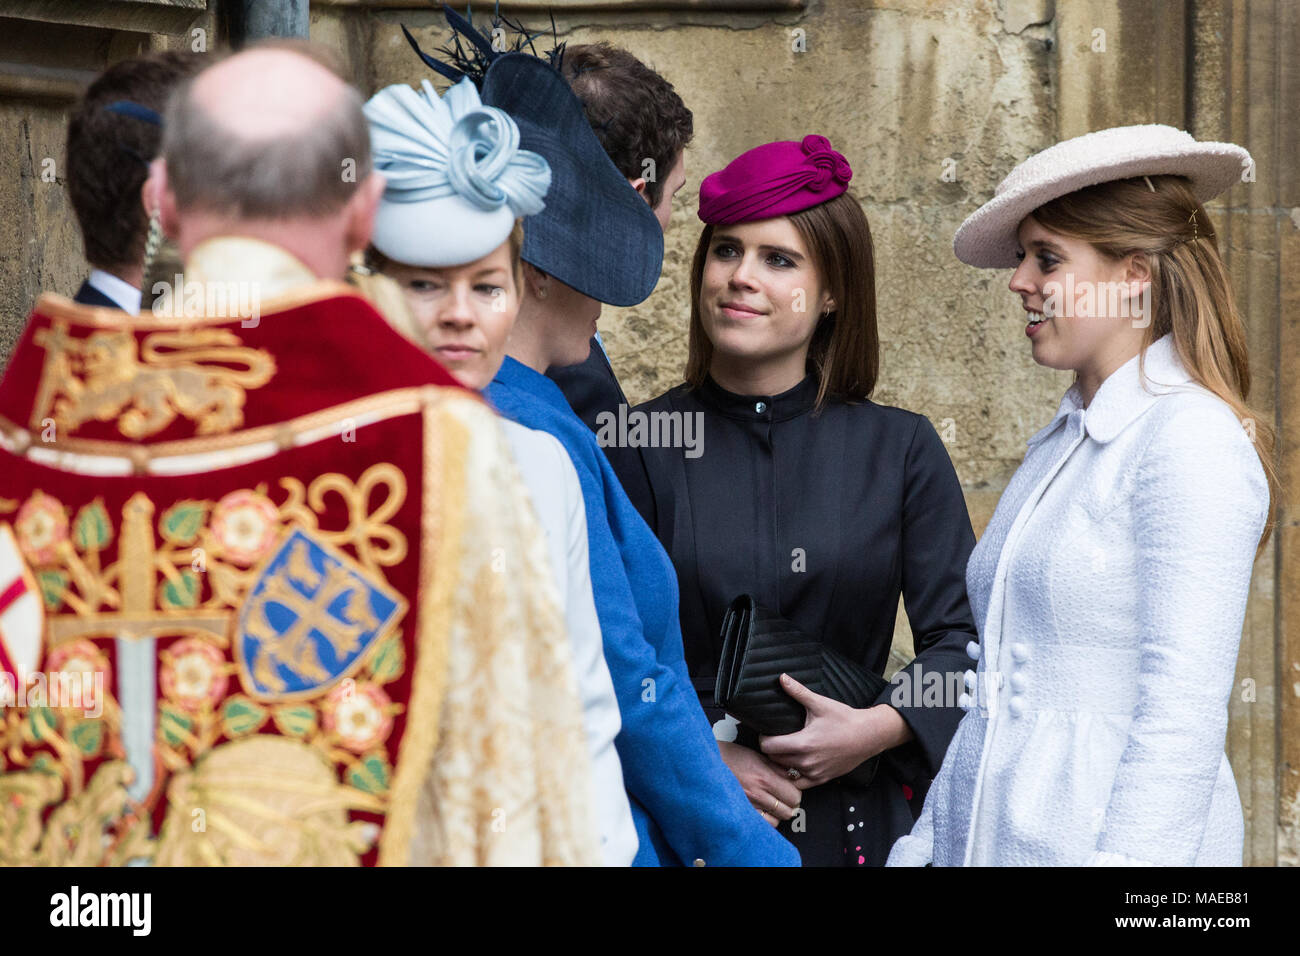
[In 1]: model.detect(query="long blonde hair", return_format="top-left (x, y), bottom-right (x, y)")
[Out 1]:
top-left (1031, 174), bottom-right (1278, 556)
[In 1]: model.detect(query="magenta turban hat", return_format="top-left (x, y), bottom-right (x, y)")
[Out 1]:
top-left (698, 134), bottom-right (853, 225)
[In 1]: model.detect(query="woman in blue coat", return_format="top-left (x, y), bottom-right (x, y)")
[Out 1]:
top-left (399, 34), bottom-right (799, 866)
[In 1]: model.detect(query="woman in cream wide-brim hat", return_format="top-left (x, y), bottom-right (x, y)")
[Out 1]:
top-left (887, 124), bottom-right (1278, 867)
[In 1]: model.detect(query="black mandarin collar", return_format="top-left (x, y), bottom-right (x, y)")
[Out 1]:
top-left (696, 373), bottom-right (820, 423)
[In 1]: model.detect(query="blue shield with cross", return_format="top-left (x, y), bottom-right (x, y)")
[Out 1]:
top-left (236, 528), bottom-right (405, 700)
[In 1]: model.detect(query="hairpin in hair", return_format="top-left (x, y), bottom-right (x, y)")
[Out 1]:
top-left (1142, 175), bottom-right (1155, 192)
top-left (104, 100), bottom-right (162, 126)
top-left (102, 100), bottom-right (162, 169)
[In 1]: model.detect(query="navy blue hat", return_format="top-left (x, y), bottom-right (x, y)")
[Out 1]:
top-left (403, 13), bottom-right (664, 307)
top-left (482, 54), bottom-right (663, 307)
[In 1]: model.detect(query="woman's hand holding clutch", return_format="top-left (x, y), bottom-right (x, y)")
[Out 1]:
top-left (717, 740), bottom-right (803, 826)
top-left (758, 673), bottom-right (914, 787)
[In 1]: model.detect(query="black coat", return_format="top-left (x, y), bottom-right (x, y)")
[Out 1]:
top-left (627, 374), bottom-right (979, 866)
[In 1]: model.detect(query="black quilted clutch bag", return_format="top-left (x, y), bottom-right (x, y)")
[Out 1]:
top-left (714, 594), bottom-right (890, 787)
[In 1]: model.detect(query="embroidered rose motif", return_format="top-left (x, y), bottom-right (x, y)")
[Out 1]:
top-left (801, 134), bottom-right (852, 190)
top-left (210, 490), bottom-right (280, 566)
top-left (15, 492), bottom-right (69, 566)
top-left (44, 639), bottom-right (109, 712)
top-left (160, 638), bottom-right (229, 712)
top-left (321, 682), bottom-right (394, 754)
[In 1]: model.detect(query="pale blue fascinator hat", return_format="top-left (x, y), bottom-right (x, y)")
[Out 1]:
top-left (363, 77), bottom-right (551, 268)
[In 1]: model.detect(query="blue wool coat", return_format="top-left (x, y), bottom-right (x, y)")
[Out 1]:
top-left (488, 356), bottom-right (800, 867)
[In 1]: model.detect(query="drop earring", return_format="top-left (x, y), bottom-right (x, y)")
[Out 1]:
top-left (141, 207), bottom-right (163, 280)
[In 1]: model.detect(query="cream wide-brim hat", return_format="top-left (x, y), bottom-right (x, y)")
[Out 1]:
top-left (953, 124), bottom-right (1252, 268)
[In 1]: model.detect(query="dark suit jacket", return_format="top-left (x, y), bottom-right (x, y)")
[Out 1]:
top-left (546, 335), bottom-right (656, 519)
top-left (73, 279), bottom-right (124, 310)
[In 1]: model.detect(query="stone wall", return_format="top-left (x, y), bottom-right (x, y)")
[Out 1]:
top-left (0, 0), bottom-right (220, 358)
top-left (0, 0), bottom-right (1294, 865)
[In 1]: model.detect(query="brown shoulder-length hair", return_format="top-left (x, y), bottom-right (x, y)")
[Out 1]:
top-left (1030, 174), bottom-right (1280, 556)
top-left (684, 191), bottom-right (879, 409)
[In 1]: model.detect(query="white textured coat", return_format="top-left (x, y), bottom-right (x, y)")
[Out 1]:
top-left (887, 334), bottom-right (1269, 866)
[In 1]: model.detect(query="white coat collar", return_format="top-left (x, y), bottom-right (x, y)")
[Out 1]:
top-left (1025, 334), bottom-right (1196, 448)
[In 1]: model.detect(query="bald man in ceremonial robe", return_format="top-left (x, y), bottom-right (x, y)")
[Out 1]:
top-left (0, 43), bottom-right (599, 866)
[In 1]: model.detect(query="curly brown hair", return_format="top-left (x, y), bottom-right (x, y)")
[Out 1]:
top-left (66, 50), bottom-right (203, 272)
top-left (557, 42), bottom-right (693, 207)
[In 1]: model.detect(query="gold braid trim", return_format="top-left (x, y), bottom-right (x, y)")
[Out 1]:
top-left (376, 391), bottom-right (463, 865)
top-left (30, 284), bottom-right (368, 330)
top-left (0, 385), bottom-right (488, 463)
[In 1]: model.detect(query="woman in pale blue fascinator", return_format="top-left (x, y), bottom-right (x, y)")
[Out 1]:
top-left (361, 76), bottom-right (639, 867)
top-left (362, 76), bottom-right (549, 388)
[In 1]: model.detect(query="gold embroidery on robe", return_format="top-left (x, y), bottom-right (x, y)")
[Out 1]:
top-left (4, 461), bottom-right (412, 864)
top-left (19, 464), bottom-right (406, 640)
top-left (382, 396), bottom-right (602, 866)
top-left (4, 386), bottom-right (602, 865)
top-left (0, 760), bottom-right (149, 866)
top-left (236, 527), bottom-right (407, 702)
top-left (154, 736), bottom-right (385, 866)
top-left (30, 320), bottom-right (275, 439)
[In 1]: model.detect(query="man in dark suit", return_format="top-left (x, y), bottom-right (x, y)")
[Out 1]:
top-left (65, 51), bottom-right (201, 313)
top-left (546, 43), bottom-right (693, 517)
